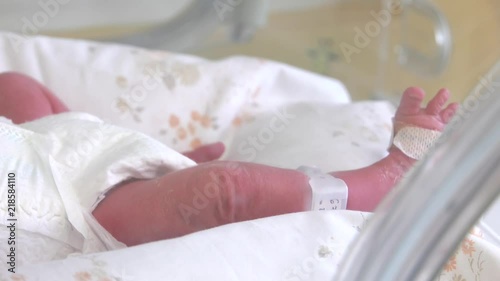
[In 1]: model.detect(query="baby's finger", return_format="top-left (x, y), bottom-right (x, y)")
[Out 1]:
top-left (440, 102), bottom-right (459, 123)
top-left (396, 87), bottom-right (425, 116)
top-left (426, 88), bottom-right (449, 115)
top-left (182, 142), bottom-right (225, 163)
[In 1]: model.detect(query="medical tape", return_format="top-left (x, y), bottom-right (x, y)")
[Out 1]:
top-left (392, 126), bottom-right (442, 160)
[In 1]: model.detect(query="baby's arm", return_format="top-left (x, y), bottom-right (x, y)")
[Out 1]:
top-left (93, 87), bottom-right (458, 246)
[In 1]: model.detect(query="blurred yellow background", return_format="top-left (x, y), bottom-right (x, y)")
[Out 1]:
top-left (193, 0), bottom-right (500, 103)
top-left (49, 0), bottom-right (500, 103)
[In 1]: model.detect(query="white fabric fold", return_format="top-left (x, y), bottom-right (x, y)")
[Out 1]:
top-left (0, 112), bottom-right (196, 264)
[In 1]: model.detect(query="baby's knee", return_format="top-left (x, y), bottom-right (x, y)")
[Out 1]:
top-left (0, 71), bottom-right (36, 89)
top-left (0, 72), bottom-right (45, 101)
top-left (0, 72), bottom-right (60, 123)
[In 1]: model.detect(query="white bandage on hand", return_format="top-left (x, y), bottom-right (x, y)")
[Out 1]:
top-left (297, 166), bottom-right (348, 211)
top-left (392, 126), bottom-right (442, 160)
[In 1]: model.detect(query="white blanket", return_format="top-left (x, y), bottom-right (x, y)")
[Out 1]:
top-left (0, 31), bottom-right (389, 172)
top-left (0, 32), bottom-right (499, 280)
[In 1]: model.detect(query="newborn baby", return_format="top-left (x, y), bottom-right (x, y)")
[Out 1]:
top-left (0, 72), bottom-right (458, 248)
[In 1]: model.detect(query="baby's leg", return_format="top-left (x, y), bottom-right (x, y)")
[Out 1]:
top-left (0, 72), bottom-right (68, 124)
top-left (93, 161), bottom-right (311, 245)
top-left (94, 87), bottom-right (459, 246)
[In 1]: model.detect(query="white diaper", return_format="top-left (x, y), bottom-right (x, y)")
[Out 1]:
top-left (0, 113), bottom-right (196, 265)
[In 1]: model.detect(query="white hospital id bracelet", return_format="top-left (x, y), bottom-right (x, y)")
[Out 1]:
top-left (297, 166), bottom-right (348, 210)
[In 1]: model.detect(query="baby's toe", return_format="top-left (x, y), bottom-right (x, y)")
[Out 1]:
top-left (426, 88), bottom-right (449, 115)
top-left (396, 87), bottom-right (425, 116)
top-left (440, 102), bottom-right (459, 123)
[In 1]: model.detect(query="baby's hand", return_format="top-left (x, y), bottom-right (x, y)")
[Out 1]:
top-left (393, 87), bottom-right (459, 135)
top-left (182, 142), bottom-right (225, 163)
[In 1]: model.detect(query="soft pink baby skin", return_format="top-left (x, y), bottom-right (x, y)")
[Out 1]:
top-left (0, 72), bottom-right (458, 246)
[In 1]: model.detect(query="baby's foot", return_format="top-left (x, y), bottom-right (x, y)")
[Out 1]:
top-left (393, 87), bottom-right (459, 136)
top-left (331, 88), bottom-right (459, 211)
top-left (389, 87), bottom-right (459, 163)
